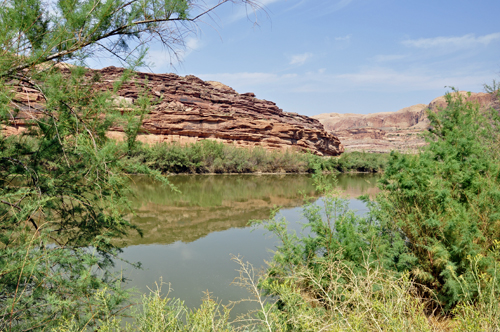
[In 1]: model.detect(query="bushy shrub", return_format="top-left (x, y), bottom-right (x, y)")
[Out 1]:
top-left (55, 280), bottom-right (232, 332)
top-left (0, 67), bottom-right (153, 330)
top-left (306, 151), bottom-right (389, 173)
top-left (252, 173), bottom-right (500, 331)
top-left (126, 140), bottom-right (389, 175)
top-left (126, 140), bottom-right (313, 174)
top-left (374, 90), bottom-right (500, 308)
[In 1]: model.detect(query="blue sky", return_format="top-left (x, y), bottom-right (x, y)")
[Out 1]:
top-left (91, 0), bottom-right (500, 116)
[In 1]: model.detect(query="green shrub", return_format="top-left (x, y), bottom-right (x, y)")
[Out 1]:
top-left (0, 67), bottom-right (154, 330)
top-left (306, 151), bottom-right (389, 173)
top-left (124, 138), bottom-right (391, 175)
top-left (251, 172), bottom-right (500, 330)
top-left (245, 175), bottom-right (434, 331)
top-left (55, 280), bottom-right (233, 332)
top-left (126, 141), bottom-right (315, 174)
top-left (373, 90), bottom-right (500, 308)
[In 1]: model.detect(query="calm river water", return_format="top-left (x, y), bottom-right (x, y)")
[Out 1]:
top-left (116, 173), bottom-right (380, 316)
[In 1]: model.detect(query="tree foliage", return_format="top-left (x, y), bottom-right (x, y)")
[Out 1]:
top-left (0, 0), bottom-right (259, 330)
top-left (375, 90), bottom-right (500, 307)
top-left (0, 0), bottom-right (261, 75)
top-left (0, 61), bottom-right (163, 331)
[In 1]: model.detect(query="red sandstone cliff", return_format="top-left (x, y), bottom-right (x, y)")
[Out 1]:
top-left (3, 66), bottom-right (344, 156)
top-left (313, 92), bottom-right (499, 153)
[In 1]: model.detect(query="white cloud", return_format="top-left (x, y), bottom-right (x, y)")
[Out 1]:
top-left (402, 32), bottom-right (500, 49)
top-left (289, 52), bottom-right (313, 65)
top-left (258, 0), bottom-right (284, 5)
top-left (287, 0), bottom-right (354, 14)
top-left (228, 0), bottom-right (355, 23)
top-left (228, 0), bottom-right (284, 23)
top-left (145, 36), bottom-right (202, 71)
top-left (199, 72), bottom-right (282, 88)
top-left (286, 0), bottom-right (309, 11)
top-left (329, 0), bottom-right (353, 12)
top-left (185, 37), bottom-right (201, 51)
top-left (175, 36), bottom-right (202, 62)
top-left (335, 34), bottom-right (351, 41)
top-left (337, 68), bottom-right (424, 85)
top-left (330, 34), bottom-right (352, 50)
top-left (372, 54), bottom-right (407, 62)
top-left (199, 67), bottom-right (491, 96)
top-left (334, 67), bottom-right (492, 91)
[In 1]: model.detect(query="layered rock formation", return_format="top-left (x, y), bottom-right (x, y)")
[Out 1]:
top-left (4, 66), bottom-right (344, 156)
top-left (313, 92), bottom-right (499, 153)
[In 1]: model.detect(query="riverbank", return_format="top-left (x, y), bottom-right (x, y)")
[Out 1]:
top-left (124, 140), bottom-right (390, 174)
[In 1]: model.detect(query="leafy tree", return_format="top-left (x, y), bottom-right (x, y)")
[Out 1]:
top-left (374, 90), bottom-right (500, 308)
top-left (0, 0), bottom-right (259, 329)
top-left (0, 0), bottom-right (262, 75)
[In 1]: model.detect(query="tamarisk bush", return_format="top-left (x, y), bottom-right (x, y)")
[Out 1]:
top-left (374, 89), bottom-right (500, 308)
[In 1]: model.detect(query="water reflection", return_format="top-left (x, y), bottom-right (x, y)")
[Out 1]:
top-left (124, 174), bottom-right (379, 246)
top-left (118, 173), bottom-right (380, 316)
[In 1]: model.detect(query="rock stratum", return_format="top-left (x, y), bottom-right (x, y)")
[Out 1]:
top-left (4, 66), bottom-right (344, 156)
top-left (313, 91), bottom-right (499, 153)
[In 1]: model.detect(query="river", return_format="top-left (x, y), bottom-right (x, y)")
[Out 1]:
top-left (115, 173), bottom-right (380, 317)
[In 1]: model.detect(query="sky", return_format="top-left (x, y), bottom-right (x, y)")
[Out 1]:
top-left (89, 0), bottom-right (500, 117)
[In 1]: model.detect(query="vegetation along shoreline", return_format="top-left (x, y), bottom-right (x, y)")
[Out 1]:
top-left (123, 140), bottom-right (390, 175)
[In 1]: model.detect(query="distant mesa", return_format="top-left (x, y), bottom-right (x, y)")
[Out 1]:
top-left (313, 91), bottom-right (499, 153)
top-left (4, 66), bottom-right (344, 157)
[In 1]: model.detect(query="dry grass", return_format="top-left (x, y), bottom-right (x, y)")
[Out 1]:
top-left (230, 252), bottom-right (500, 332)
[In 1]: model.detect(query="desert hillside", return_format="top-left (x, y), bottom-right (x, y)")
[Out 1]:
top-left (313, 91), bottom-right (499, 153)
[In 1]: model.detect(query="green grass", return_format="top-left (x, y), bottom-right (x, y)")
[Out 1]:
top-left (309, 150), bottom-right (389, 173)
top-left (123, 140), bottom-right (390, 174)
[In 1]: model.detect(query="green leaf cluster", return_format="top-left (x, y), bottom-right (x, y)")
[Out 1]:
top-left (374, 90), bottom-right (500, 308)
top-left (307, 151), bottom-right (389, 173)
top-left (0, 60), bottom-right (167, 330)
top-left (0, 0), bottom-right (192, 74)
top-left (126, 140), bottom-right (314, 174)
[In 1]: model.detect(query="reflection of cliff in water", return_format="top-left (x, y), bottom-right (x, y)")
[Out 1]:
top-left (124, 175), bottom-right (317, 246)
top-left (123, 174), bottom-right (380, 246)
top-left (336, 173), bottom-right (380, 198)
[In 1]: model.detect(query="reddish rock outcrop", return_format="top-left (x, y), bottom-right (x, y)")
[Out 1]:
top-left (313, 92), bottom-right (499, 153)
top-left (4, 66), bottom-right (344, 156)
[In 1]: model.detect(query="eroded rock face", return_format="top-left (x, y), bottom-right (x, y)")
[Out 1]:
top-left (101, 67), bottom-right (343, 156)
top-left (313, 92), bottom-right (499, 153)
top-left (3, 66), bottom-right (344, 156)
